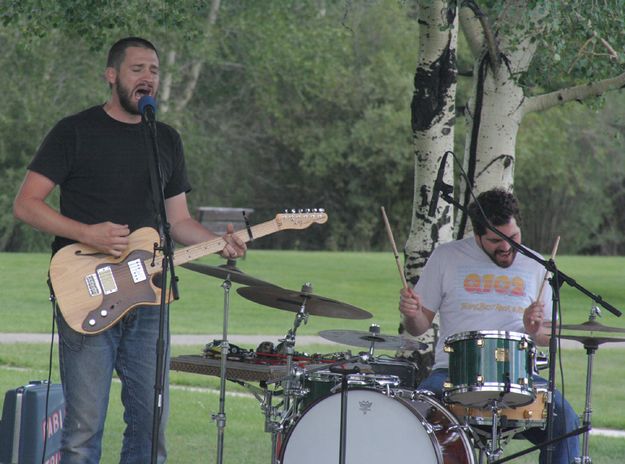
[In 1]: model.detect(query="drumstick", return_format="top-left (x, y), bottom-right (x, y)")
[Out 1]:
top-left (536, 235), bottom-right (560, 302)
top-left (380, 206), bottom-right (409, 290)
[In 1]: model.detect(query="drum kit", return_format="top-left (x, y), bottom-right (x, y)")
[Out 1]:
top-left (173, 264), bottom-right (625, 464)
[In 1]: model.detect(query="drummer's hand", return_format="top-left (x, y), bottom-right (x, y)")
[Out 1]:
top-left (523, 301), bottom-right (544, 335)
top-left (399, 287), bottom-right (422, 319)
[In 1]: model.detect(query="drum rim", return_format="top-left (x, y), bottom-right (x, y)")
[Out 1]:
top-left (445, 330), bottom-right (532, 344)
top-left (445, 384), bottom-right (535, 407)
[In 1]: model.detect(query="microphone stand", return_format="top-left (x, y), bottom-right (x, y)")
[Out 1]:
top-left (435, 180), bottom-right (620, 464)
top-left (142, 115), bottom-right (180, 464)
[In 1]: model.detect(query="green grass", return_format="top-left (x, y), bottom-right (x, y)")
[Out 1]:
top-left (2, 252), bottom-right (625, 335)
top-left (2, 251), bottom-right (625, 462)
top-left (1, 343), bottom-right (625, 463)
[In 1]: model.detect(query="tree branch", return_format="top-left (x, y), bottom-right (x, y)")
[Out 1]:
top-left (523, 71), bottom-right (625, 115)
top-left (460, 0), bottom-right (500, 74)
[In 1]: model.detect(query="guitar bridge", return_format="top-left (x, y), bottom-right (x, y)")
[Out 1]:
top-left (85, 274), bottom-right (102, 297)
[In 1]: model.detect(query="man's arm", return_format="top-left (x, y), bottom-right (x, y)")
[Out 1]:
top-left (164, 192), bottom-right (246, 259)
top-left (523, 301), bottom-right (550, 346)
top-left (399, 287), bottom-right (436, 336)
top-left (13, 170), bottom-right (130, 256)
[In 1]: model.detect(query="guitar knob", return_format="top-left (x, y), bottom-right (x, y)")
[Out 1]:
top-left (88, 319), bottom-right (96, 326)
top-left (100, 309), bottom-right (108, 317)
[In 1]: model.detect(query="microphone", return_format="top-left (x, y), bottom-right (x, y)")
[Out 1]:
top-left (428, 151), bottom-right (450, 217)
top-left (138, 95), bottom-right (157, 123)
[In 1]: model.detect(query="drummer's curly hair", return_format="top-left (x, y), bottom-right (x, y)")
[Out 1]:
top-left (468, 188), bottom-right (522, 236)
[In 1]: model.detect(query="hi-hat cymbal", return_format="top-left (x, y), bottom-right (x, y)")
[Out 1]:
top-left (544, 320), bottom-right (625, 334)
top-left (181, 262), bottom-right (277, 287)
top-left (558, 334), bottom-right (625, 346)
top-left (318, 329), bottom-right (427, 351)
top-left (236, 286), bottom-right (372, 320)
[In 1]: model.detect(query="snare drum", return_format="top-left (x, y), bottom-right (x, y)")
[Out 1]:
top-left (281, 389), bottom-right (475, 463)
top-left (444, 331), bottom-right (536, 408)
top-left (448, 388), bottom-right (547, 429)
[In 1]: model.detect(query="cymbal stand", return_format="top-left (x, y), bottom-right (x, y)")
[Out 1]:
top-left (212, 276), bottom-right (233, 464)
top-left (265, 283), bottom-right (312, 463)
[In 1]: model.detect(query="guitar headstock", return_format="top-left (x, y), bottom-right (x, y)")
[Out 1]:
top-left (275, 209), bottom-right (328, 230)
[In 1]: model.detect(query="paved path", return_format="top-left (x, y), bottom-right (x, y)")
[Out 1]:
top-left (3, 332), bottom-right (625, 440)
top-left (2, 332), bottom-right (625, 350)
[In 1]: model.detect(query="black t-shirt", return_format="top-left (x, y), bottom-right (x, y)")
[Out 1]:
top-left (29, 105), bottom-right (191, 252)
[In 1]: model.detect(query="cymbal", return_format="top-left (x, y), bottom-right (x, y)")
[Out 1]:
top-left (544, 320), bottom-right (625, 334)
top-left (558, 334), bottom-right (625, 346)
top-left (236, 286), bottom-right (372, 320)
top-left (318, 329), bottom-right (427, 351)
top-left (181, 262), bottom-right (277, 287)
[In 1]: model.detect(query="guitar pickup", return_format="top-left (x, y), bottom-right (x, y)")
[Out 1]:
top-left (97, 266), bottom-right (118, 295)
top-left (128, 259), bottom-right (147, 283)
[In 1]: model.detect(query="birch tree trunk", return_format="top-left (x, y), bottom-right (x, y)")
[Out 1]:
top-left (400, 0), bottom-right (458, 382)
top-left (455, 2), bottom-right (538, 237)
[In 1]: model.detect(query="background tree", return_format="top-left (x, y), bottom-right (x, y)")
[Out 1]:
top-left (402, 0), bottom-right (625, 374)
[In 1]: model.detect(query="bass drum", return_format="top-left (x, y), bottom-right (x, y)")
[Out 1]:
top-left (279, 389), bottom-right (475, 464)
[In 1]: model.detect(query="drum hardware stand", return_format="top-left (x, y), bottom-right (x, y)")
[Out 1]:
top-left (575, 306), bottom-right (602, 464)
top-left (211, 275), bottom-right (234, 464)
top-left (328, 364), bottom-right (362, 464)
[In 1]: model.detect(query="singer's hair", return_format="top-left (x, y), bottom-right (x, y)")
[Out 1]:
top-left (106, 37), bottom-right (159, 71)
top-left (468, 188), bottom-right (522, 236)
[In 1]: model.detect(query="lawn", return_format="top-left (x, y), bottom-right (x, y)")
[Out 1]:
top-left (1, 251), bottom-right (625, 462)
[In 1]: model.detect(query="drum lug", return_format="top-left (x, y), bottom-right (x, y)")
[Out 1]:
top-left (476, 375), bottom-right (484, 386)
top-left (443, 344), bottom-right (453, 353)
top-left (476, 338), bottom-right (484, 347)
top-left (421, 420), bottom-right (443, 434)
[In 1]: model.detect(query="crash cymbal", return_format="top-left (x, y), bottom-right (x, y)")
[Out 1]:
top-left (558, 334), bottom-right (625, 346)
top-left (236, 286), bottom-right (372, 320)
top-left (544, 320), bottom-right (625, 334)
top-left (318, 329), bottom-right (427, 351)
top-left (181, 262), bottom-right (277, 287)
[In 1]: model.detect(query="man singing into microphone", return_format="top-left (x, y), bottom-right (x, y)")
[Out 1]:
top-left (13, 37), bottom-right (246, 463)
top-left (399, 189), bottom-right (579, 464)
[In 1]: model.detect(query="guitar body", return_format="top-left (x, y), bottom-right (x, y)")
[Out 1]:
top-left (50, 228), bottom-right (169, 334)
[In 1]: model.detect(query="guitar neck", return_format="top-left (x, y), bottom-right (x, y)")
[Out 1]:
top-left (145, 219), bottom-right (278, 272)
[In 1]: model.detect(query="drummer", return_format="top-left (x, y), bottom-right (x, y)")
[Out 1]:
top-left (399, 188), bottom-right (579, 464)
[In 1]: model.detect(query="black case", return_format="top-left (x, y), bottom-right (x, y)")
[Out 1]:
top-left (0, 381), bottom-right (64, 464)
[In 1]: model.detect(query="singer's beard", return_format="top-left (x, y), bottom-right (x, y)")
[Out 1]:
top-left (115, 77), bottom-right (140, 116)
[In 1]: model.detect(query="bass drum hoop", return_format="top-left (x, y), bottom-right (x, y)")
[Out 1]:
top-left (279, 387), bottom-right (475, 464)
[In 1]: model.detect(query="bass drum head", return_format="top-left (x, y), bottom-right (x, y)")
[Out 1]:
top-left (280, 388), bottom-right (474, 464)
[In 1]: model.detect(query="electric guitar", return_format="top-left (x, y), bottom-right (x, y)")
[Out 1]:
top-left (49, 211), bottom-right (328, 334)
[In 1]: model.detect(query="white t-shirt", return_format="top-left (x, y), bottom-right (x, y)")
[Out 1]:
top-left (414, 237), bottom-right (552, 370)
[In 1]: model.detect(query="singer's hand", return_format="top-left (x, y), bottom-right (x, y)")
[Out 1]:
top-left (220, 223), bottom-right (247, 260)
top-left (82, 222), bottom-right (130, 257)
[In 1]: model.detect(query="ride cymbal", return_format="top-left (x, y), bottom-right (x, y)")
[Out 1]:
top-left (318, 329), bottom-right (427, 351)
top-left (181, 262), bottom-right (277, 287)
top-left (558, 334), bottom-right (625, 346)
top-left (236, 286), bottom-right (372, 320)
top-left (544, 320), bottom-right (625, 334)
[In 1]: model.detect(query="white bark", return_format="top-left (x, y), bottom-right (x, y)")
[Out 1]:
top-left (456, 2), bottom-right (540, 235)
top-left (401, 0), bottom-right (458, 370)
top-left (405, 0), bottom-right (458, 278)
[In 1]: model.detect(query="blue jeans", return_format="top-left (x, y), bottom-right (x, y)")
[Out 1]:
top-left (57, 306), bottom-right (169, 464)
top-left (420, 369), bottom-right (580, 464)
